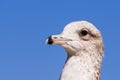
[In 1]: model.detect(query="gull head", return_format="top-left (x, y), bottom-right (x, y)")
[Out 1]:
top-left (46, 21), bottom-right (104, 57)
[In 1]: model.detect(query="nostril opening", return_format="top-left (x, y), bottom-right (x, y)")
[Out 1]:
top-left (53, 37), bottom-right (58, 39)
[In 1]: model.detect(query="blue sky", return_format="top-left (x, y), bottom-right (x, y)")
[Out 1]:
top-left (0, 0), bottom-right (120, 80)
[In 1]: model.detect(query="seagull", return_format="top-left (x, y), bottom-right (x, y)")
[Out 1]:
top-left (46, 21), bottom-right (104, 80)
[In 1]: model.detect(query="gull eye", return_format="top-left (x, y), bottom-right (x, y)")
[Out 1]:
top-left (80, 29), bottom-right (88, 36)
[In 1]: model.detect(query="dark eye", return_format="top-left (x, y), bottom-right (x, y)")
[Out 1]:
top-left (81, 29), bottom-right (88, 36)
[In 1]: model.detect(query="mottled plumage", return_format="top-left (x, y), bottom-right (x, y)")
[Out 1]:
top-left (46, 21), bottom-right (104, 80)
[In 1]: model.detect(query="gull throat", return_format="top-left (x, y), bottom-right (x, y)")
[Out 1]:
top-left (60, 51), bottom-right (102, 80)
